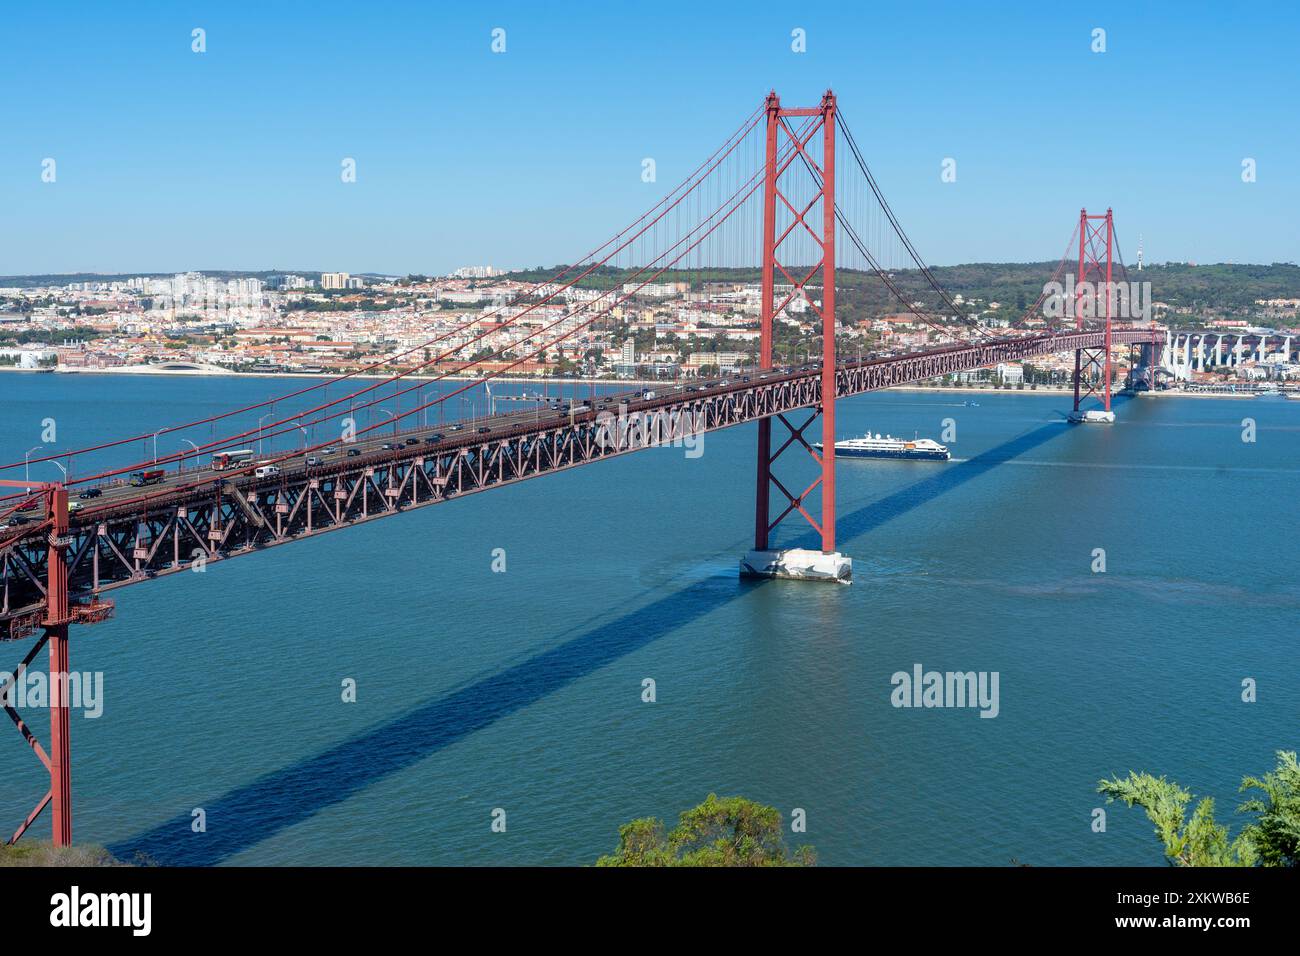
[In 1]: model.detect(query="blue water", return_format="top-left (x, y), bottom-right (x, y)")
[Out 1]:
top-left (1, 372), bottom-right (1297, 865)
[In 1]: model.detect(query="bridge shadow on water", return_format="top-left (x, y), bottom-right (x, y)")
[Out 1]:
top-left (111, 399), bottom-right (1116, 865)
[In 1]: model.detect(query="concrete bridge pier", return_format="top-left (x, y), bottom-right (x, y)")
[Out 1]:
top-left (1131, 341), bottom-right (1159, 390)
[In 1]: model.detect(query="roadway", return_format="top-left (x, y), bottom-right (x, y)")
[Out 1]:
top-left (2, 328), bottom-right (1158, 533)
top-left (6, 366), bottom-right (823, 529)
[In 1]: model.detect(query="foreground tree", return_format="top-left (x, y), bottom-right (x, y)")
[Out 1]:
top-left (1098, 750), bottom-right (1299, 867)
top-left (596, 794), bottom-right (814, 867)
top-left (1238, 751), bottom-right (1300, 866)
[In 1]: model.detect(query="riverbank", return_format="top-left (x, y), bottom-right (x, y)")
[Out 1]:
top-left (5, 366), bottom-right (1285, 399)
top-left (0, 840), bottom-right (127, 867)
top-left (884, 385), bottom-right (1269, 399)
top-left (5, 365), bottom-right (661, 388)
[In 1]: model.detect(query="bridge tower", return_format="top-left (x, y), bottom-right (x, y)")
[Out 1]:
top-left (2, 480), bottom-right (113, 847)
top-left (741, 90), bottom-right (852, 583)
top-left (1071, 208), bottom-right (1116, 415)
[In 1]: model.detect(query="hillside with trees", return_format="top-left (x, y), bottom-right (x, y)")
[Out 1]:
top-left (503, 261), bottom-right (1300, 329)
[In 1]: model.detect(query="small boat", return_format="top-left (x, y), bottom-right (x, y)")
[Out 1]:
top-left (815, 432), bottom-right (950, 461)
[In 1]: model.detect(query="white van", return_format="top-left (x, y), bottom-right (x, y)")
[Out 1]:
top-left (254, 464), bottom-right (281, 478)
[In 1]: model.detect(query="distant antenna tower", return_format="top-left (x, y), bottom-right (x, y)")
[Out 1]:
top-left (1137, 234), bottom-right (1143, 272)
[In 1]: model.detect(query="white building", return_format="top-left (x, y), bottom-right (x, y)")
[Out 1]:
top-left (993, 362), bottom-right (1024, 384)
top-left (267, 274), bottom-right (310, 291)
top-left (0, 348), bottom-right (56, 369)
top-left (689, 351), bottom-right (746, 370)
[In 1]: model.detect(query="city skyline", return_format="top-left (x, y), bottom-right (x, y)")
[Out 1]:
top-left (8, 249), bottom-right (1300, 286)
top-left (2, 1), bottom-right (1296, 275)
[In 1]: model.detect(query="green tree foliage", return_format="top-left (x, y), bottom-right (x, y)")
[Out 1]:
top-left (1238, 751), bottom-right (1300, 867)
top-left (595, 794), bottom-right (814, 867)
top-left (0, 325), bottom-right (103, 346)
top-left (1098, 750), bottom-right (1299, 867)
top-left (500, 261), bottom-right (1300, 329)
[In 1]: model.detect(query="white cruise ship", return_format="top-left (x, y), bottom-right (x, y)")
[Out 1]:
top-left (814, 432), bottom-right (951, 461)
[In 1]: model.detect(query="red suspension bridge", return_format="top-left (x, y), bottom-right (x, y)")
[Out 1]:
top-left (0, 90), bottom-right (1162, 847)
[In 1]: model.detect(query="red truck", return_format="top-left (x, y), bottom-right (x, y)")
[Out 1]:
top-left (129, 469), bottom-right (166, 487)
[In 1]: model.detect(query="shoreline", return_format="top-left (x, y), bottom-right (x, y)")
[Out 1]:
top-left (1, 365), bottom-right (664, 388)
top-left (885, 384), bottom-right (1266, 399)
top-left (1, 365), bottom-right (1282, 399)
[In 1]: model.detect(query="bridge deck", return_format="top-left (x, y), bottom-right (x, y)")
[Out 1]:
top-left (0, 328), bottom-right (1161, 634)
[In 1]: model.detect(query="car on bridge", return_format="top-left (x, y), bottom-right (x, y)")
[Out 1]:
top-left (78, 488), bottom-right (103, 499)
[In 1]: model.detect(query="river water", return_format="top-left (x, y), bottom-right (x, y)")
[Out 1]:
top-left (1, 372), bottom-right (1296, 865)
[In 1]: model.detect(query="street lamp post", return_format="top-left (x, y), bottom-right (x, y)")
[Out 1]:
top-left (180, 439), bottom-right (200, 473)
top-left (25, 446), bottom-right (43, 493)
top-left (258, 414), bottom-right (273, 455)
top-left (152, 427), bottom-right (169, 465)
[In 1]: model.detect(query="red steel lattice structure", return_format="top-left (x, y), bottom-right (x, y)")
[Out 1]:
top-left (754, 90), bottom-right (839, 554)
top-left (0, 480), bottom-right (114, 847)
top-left (1072, 208), bottom-right (1116, 413)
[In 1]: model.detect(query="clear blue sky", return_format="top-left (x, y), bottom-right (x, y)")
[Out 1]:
top-left (1, 0), bottom-right (1295, 275)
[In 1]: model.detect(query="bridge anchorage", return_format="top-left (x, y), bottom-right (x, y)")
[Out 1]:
top-left (0, 87), bottom-right (1165, 845)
